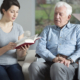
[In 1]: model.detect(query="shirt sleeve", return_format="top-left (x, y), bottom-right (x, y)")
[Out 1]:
top-left (36, 26), bottom-right (56, 62)
top-left (67, 24), bottom-right (80, 62)
top-left (18, 24), bottom-right (24, 36)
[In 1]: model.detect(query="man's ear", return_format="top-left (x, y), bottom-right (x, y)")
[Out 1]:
top-left (68, 15), bottom-right (71, 20)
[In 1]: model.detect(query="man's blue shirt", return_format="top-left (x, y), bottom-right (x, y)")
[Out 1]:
top-left (36, 22), bottom-right (80, 62)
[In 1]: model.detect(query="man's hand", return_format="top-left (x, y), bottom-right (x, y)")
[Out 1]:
top-left (52, 57), bottom-right (59, 62)
top-left (59, 59), bottom-right (71, 67)
top-left (53, 56), bottom-right (71, 67)
top-left (53, 56), bottom-right (65, 63)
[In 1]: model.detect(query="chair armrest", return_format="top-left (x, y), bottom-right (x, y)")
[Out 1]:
top-left (17, 51), bottom-right (29, 61)
top-left (35, 54), bottom-right (46, 62)
top-left (24, 50), bottom-right (37, 63)
top-left (78, 58), bottom-right (80, 80)
top-left (17, 56), bottom-right (26, 61)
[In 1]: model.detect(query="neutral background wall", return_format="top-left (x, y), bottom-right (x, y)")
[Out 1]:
top-left (0, 0), bottom-right (36, 50)
top-left (15, 0), bottom-right (35, 36)
top-left (0, 0), bottom-right (3, 19)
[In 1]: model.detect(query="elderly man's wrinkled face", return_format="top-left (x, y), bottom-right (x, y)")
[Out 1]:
top-left (54, 6), bottom-right (71, 28)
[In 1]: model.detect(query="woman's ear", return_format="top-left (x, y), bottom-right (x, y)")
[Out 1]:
top-left (2, 9), bottom-right (6, 14)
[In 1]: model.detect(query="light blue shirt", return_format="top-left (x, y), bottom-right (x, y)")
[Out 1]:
top-left (36, 22), bottom-right (80, 62)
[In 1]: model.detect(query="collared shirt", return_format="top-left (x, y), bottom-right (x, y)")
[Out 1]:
top-left (36, 22), bottom-right (80, 62)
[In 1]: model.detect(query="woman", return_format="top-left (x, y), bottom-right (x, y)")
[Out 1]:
top-left (0, 0), bottom-right (29, 80)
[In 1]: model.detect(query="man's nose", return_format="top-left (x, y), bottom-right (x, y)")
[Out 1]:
top-left (56, 14), bottom-right (60, 18)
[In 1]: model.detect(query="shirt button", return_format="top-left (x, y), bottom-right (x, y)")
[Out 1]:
top-left (58, 48), bottom-right (60, 50)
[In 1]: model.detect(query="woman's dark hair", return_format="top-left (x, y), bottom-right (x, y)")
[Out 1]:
top-left (0, 0), bottom-right (20, 15)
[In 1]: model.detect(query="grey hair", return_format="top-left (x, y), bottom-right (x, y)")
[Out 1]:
top-left (54, 1), bottom-right (72, 16)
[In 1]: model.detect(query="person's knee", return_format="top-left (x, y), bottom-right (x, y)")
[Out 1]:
top-left (51, 63), bottom-right (60, 69)
top-left (50, 63), bottom-right (63, 73)
top-left (28, 62), bottom-right (39, 73)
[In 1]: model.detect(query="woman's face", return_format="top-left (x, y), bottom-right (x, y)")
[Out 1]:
top-left (3, 5), bottom-right (19, 22)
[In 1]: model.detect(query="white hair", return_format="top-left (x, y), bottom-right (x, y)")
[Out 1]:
top-left (54, 1), bottom-right (72, 16)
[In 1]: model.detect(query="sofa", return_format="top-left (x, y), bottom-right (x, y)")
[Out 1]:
top-left (18, 49), bottom-right (80, 80)
top-left (17, 40), bottom-right (80, 80)
top-left (18, 50), bottom-right (37, 80)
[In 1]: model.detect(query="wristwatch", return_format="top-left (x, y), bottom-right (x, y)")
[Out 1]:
top-left (67, 58), bottom-right (73, 63)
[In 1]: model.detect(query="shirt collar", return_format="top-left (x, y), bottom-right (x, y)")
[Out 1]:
top-left (56, 21), bottom-right (71, 29)
top-left (66, 21), bottom-right (71, 29)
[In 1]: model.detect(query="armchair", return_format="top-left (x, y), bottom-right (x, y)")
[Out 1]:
top-left (36, 54), bottom-right (80, 80)
top-left (78, 58), bottom-right (80, 80)
top-left (18, 50), bottom-right (80, 80)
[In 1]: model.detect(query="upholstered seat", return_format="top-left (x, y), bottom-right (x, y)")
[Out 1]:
top-left (18, 50), bottom-right (80, 80)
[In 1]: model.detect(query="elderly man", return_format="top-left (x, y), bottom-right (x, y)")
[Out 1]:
top-left (29, 1), bottom-right (80, 80)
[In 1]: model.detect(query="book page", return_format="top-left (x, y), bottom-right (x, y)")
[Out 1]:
top-left (29, 34), bottom-right (39, 41)
top-left (15, 34), bottom-right (41, 47)
top-left (25, 39), bottom-right (34, 43)
top-left (15, 36), bottom-right (27, 44)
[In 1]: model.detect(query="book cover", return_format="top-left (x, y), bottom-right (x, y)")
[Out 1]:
top-left (15, 34), bottom-right (41, 49)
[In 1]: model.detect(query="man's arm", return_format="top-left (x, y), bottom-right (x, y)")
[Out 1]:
top-left (36, 26), bottom-right (56, 62)
top-left (67, 25), bottom-right (80, 62)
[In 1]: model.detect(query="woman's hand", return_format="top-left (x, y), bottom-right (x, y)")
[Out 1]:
top-left (17, 34), bottom-right (30, 57)
top-left (5, 42), bottom-right (17, 50)
top-left (18, 45), bottom-right (30, 52)
top-left (17, 45), bottom-right (30, 58)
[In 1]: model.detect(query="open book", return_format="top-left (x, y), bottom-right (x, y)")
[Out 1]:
top-left (15, 34), bottom-right (41, 49)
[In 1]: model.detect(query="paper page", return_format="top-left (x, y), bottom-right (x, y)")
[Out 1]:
top-left (15, 34), bottom-right (40, 47)
top-left (25, 39), bottom-right (34, 43)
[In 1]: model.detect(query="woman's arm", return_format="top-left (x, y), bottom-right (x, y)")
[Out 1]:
top-left (16, 34), bottom-right (29, 58)
top-left (0, 42), bottom-right (16, 56)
